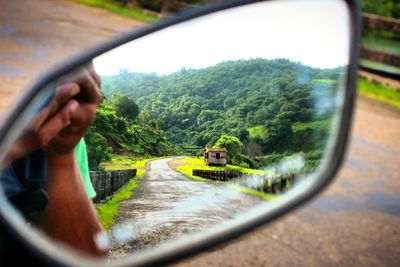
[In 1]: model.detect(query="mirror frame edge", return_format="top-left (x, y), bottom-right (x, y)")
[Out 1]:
top-left (0, 0), bottom-right (361, 266)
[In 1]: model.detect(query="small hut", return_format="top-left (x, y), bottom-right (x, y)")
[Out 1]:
top-left (203, 148), bottom-right (227, 166)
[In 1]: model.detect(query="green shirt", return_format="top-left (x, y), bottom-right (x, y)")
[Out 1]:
top-left (75, 138), bottom-right (96, 199)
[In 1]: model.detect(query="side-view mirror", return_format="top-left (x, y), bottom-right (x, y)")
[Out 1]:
top-left (0, 0), bottom-right (360, 266)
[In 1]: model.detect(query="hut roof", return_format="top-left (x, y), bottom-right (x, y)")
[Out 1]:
top-left (204, 148), bottom-right (227, 153)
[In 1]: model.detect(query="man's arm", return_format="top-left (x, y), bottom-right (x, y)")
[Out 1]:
top-left (4, 63), bottom-right (107, 256)
top-left (35, 64), bottom-right (107, 256)
top-left (34, 152), bottom-right (108, 256)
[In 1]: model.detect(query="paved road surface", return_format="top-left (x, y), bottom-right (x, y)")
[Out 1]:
top-left (109, 158), bottom-right (262, 258)
top-left (1, 1), bottom-right (399, 266)
top-left (0, 0), bottom-right (143, 117)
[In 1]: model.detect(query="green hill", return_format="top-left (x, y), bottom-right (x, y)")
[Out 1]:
top-left (98, 58), bottom-right (343, 170)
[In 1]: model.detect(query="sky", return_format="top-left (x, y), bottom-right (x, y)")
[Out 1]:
top-left (94, 0), bottom-right (350, 75)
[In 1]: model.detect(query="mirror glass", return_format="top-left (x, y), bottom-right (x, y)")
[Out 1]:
top-left (0, 0), bottom-right (350, 261)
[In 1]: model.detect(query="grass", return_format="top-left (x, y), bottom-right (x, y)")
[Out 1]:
top-left (292, 119), bottom-right (331, 132)
top-left (248, 125), bottom-right (268, 139)
top-left (358, 77), bottom-right (400, 109)
top-left (175, 158), bottom-right (264, 177)
top-left (95, 157), bottom-right (154, 230)
top-left (175, 165), bottom-right (209, 182)
top-left (360, 59), bottom-right (400, 75)
top-left (95, 175), bottom-right (139, 230)
top-left (73, 0), bottom-right (158, 22)
top-left (362, 34), bottom-right (400, 55)
top-left (175, 158), bottom-right (276, 200)
top-left (100, 154), bottom-right (139, 171)
top-left (312, 79), bottom-right (336, 85)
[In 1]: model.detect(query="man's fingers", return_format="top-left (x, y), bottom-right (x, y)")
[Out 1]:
top-left (37, 100), bottom-right (79, 149)
top-left (60, 66), bottom-right (102, 105)
top-left (86, 62), bottom-right (101, 88)
top-left (29, 83), bottom-right (81, 132)
top-left (76, 68), bottom-right (102, 104)
top-left (69, 103), bottom-right (97, 132)
top-left (54, 83), bottom-right (80, 110)
top-left (5, 99), bottom-right (79, 161)
top-left (47, 83), bottom-right (81, 118)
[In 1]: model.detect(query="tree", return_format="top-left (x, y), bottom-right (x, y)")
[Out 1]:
top-left (264, 117), bottom-right (292, 152)
top-left (361, 0), bottom-right (400, 19)
top-left (197, 110), bottom-right (221, 126)
top-left (85, 131), bottom-right (111, 169)
top-left (214, 134), bottom-right (243, 164)
top-left (112, 93), bottom-right (140, 122)
top-left (139, 109), bottom-right (152, 125)
top-left (223, 97), bottom-right (236, 110)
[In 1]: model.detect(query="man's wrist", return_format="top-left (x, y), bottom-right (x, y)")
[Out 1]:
top-left (47, 151), bottom-right (76, 171)
top-left (48, 151), bottom-right (74, 161)
top-left (45, 151), bottom-right (83, 193)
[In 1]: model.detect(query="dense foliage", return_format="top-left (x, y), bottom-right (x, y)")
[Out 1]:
top-left (115, 0), bottom-right (400, 19)
top-left (113, 0), bottom-right (400, 18)
top-left (361, 0), bottom-right (400, 19)
top-left (113, 0), bottom-right (208, 13)
top-left (214, 135), bottom-right (243, 165)
top-left (85, 95), bottom-right (176, 169)
top-left (112, 93), bottom-right (140, 122)
top-left (100, 58), bottom-right (343, 171)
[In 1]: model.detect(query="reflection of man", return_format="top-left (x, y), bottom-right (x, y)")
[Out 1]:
top-left (0, 64), bottom-right (107, 256)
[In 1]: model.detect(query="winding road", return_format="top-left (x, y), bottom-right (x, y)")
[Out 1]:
top-left (109, 158), bottom-right (263, 257)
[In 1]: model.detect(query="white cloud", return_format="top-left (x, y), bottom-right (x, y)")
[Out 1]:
top-left (94, 0), bottom-right (349, 75)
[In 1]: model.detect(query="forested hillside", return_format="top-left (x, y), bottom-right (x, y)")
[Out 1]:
top-left (85, 93), bottom-right (176, 169)
top-left (98, 58), bottom-right (343, 170)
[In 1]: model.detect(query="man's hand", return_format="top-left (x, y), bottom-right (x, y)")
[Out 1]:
top-left (3, 64), bottom-right (101, 165)
top-left (45, 64), bottom-right (102, 154)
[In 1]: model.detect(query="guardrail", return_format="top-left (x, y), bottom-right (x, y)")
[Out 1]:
top-left (360, 13), bottom-right (400, 86)
top-left (361, 47), bottom-right (400, 68)
top-left (89, 169), bottom-right (136, 203)
top-left (192, 169), bottom-right (298, 194)
top-left (193, 169), bottom-right (243, 181)
top-left (362, 13), bottom-right (400, 33)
